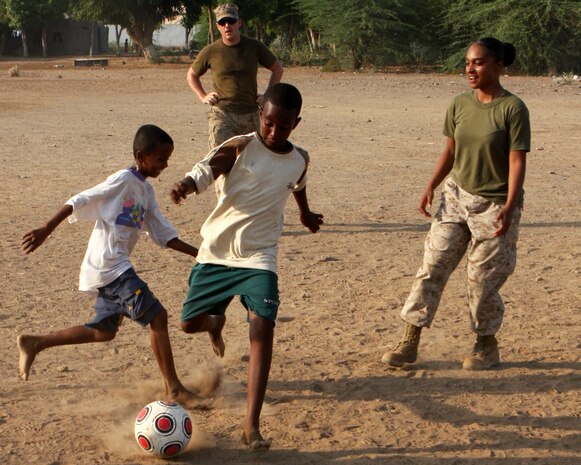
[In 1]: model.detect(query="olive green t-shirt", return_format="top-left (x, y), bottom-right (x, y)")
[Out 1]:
top-left (443, 90), bottom-right (531, 205)
top-left (192, 36), bottom-right (277, 114)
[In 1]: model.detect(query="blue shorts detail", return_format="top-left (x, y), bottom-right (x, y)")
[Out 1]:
top-left (86, 268), bottom-right (163, 333)
top-left (182, 264), bottom-right (279, 323)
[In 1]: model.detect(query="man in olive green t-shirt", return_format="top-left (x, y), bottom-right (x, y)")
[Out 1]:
top-left (187, 3), bottom-right (284, 148)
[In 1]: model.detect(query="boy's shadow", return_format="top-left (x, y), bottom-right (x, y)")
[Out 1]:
top-left (267, 362), bottom-right (580, 430)
top-left (265, 360), bottom-right (581, 453)
top-left (177, 437), bottom-right (577, 465)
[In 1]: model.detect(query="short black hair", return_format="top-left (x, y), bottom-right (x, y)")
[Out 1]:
top-left (262, 83), bottom-right (302, 115)
top-left (475, 37), bottom-right (516, 67)
top-left (133, 124), bottom-right (173, 157)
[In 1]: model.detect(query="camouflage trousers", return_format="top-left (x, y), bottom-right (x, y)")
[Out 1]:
top-left (401, 177), bottom-right (521, 335)
top-left (207, 106), bottom-right (260, 149)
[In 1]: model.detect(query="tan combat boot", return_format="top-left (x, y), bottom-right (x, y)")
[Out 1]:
top-left (381, 324), bottom-right (422, 367)
top-left (463, 334), bottom-right (500, 370)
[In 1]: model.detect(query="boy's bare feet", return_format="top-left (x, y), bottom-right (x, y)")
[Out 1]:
top-left (208, 315), bottom-right (226, 358)
top-left (241, 429), bottom-right (271, 451)
top-left (17, 335), bottom-right (38, 381)
top-left (170, 387), bottom-right (204, 408)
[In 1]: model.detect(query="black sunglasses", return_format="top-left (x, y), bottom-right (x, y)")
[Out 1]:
top-left (217, 18), bottom-right (237, 26)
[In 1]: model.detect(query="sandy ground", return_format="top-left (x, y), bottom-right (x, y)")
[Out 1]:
top-left (0, 56), bottom-right (580, 465)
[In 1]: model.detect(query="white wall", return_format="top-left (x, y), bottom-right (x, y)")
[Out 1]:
top-left (108, 24), bottom-right (190, 48)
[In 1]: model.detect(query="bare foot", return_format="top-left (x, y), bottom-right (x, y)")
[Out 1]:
top-left (169, 386), bottom-right (204, 408)
top-left (17, 335), bottom-right (38, 381)
top-left (241, 430), bottom-right (271, 451)
top-left (208, 315), bottom-right (226, 358)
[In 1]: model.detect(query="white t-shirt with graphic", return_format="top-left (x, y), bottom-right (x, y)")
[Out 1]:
top-left (66, 168), bottom-right (177, 293)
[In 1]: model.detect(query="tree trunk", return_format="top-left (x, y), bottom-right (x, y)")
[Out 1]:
top-left (285, 16), bottom-right (296, 48)
top-left (89, 22), bottom-right (95, 57)
top-left (41, 27), bottom-right (48, 58)
top-left (20, 30), bottom-right (28, 57)
top-left (351, 46), bottom-right (363, 70)
top-left (127, 20), bottom-right (160, 63)
top-left (207, 6), bottom-right (214, 44)
top-left (143, 43), bottom-right (160, 63)
top-left (114, 25), bottom-right (124, 56)
top-left (306, 29), bottom-right (315, 52)
top-left (312, 29), bottom-right (318, 50)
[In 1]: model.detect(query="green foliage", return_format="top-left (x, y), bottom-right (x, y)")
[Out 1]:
top-left (292, 0), bottom-right (427, 70)
top-left (6, 0), bottom-right (69, 30)
top-left (321, 55), bottom-right (349, 72)
top-left (238, 0), bottom-right (301, 45)
top-left (0, 0), bottom-right (10, 26)
top-left (5, 0), bottom-right (578, 74)
top-left (71, 0), bottom-right (125, 25)
top-left (192, 5), bottom-right (214, 46)
top-left (439, 0), bottom-right (581, 74)
top-left (181, 0), bottom-right (207, 31)
top-left (102, 0), bottom-right (183, 63)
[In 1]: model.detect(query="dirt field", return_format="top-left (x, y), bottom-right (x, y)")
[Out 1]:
top-left (1, 56), bottom-right (580, 465)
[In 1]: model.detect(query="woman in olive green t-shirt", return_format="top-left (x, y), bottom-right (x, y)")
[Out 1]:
top-left (382, 37), bottom-right (531, 371)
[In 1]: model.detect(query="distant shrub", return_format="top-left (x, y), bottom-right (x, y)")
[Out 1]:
top-left (321, 56), bottom-right (344, 72)
top-left (553, 72), bottom-right (579, 86)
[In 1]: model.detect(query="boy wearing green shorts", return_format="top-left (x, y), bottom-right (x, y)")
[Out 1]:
top-left (169, 83), bottom-right (323, 450)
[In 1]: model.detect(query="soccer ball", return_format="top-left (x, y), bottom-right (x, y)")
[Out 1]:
top-left (134, 400), bottom-right (192, 458)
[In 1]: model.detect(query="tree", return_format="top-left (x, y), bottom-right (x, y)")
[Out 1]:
top-left (122, 0), bottom-right (183, 62)
top-left (240, 0), bottom-right (301, 46)
top-left (73, 0), bottom-right (184, 63)
top-left (6, 0), bottom-right (69, 57)
top-left (439, 0), bottom-right (581, 74)
top-left (73, 1), bottom-right (127, 56)
top-left (293, 0), bottom-right (416, 69)
top-left (70, 0), bottom-right (105, 56)
top-left (190, 2), bottom-right (216, 47)
top-left (0, 0), bottom-right (11, 56)
top-left (181, 0), bottom-right (206, 49)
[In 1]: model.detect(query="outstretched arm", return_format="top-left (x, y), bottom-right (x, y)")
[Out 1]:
top-left (22, 204), bottom-right (73, 254)
top-left (167, 237), bottom-right (198, 258)
top-left (493, 150), bottom-right (527, 237)
top-left (293, 188), bottom-right (323, 233)
top-left (419, 137), bottom-right (455, 218)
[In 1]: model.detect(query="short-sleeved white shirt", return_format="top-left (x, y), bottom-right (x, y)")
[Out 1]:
top-left (185, 133), bottom-right (308, 273)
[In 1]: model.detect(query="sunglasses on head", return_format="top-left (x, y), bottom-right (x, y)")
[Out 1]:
top-left (217, 17), bottom-right (237, 26)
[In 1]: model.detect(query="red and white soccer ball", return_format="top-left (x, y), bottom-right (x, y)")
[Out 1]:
top-left (134, 400), bottom-right (192, 458)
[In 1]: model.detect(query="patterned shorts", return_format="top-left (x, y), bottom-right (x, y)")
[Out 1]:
top-left (86, 268), bottom-right (163, 333)
top-left (207, 106), bottom-right (260, 149)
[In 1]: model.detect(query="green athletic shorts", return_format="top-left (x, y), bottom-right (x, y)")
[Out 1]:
top-left (181, 263), bottom-right (279, 323)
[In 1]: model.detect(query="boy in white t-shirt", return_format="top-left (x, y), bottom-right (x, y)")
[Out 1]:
top-left (169, 83), bottom-right (323, 450)
top-left (18, 125), bottom-right (200, 405)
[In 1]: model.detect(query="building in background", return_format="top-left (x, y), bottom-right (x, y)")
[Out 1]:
top-left (2, 19), bottom-right (108, 57)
